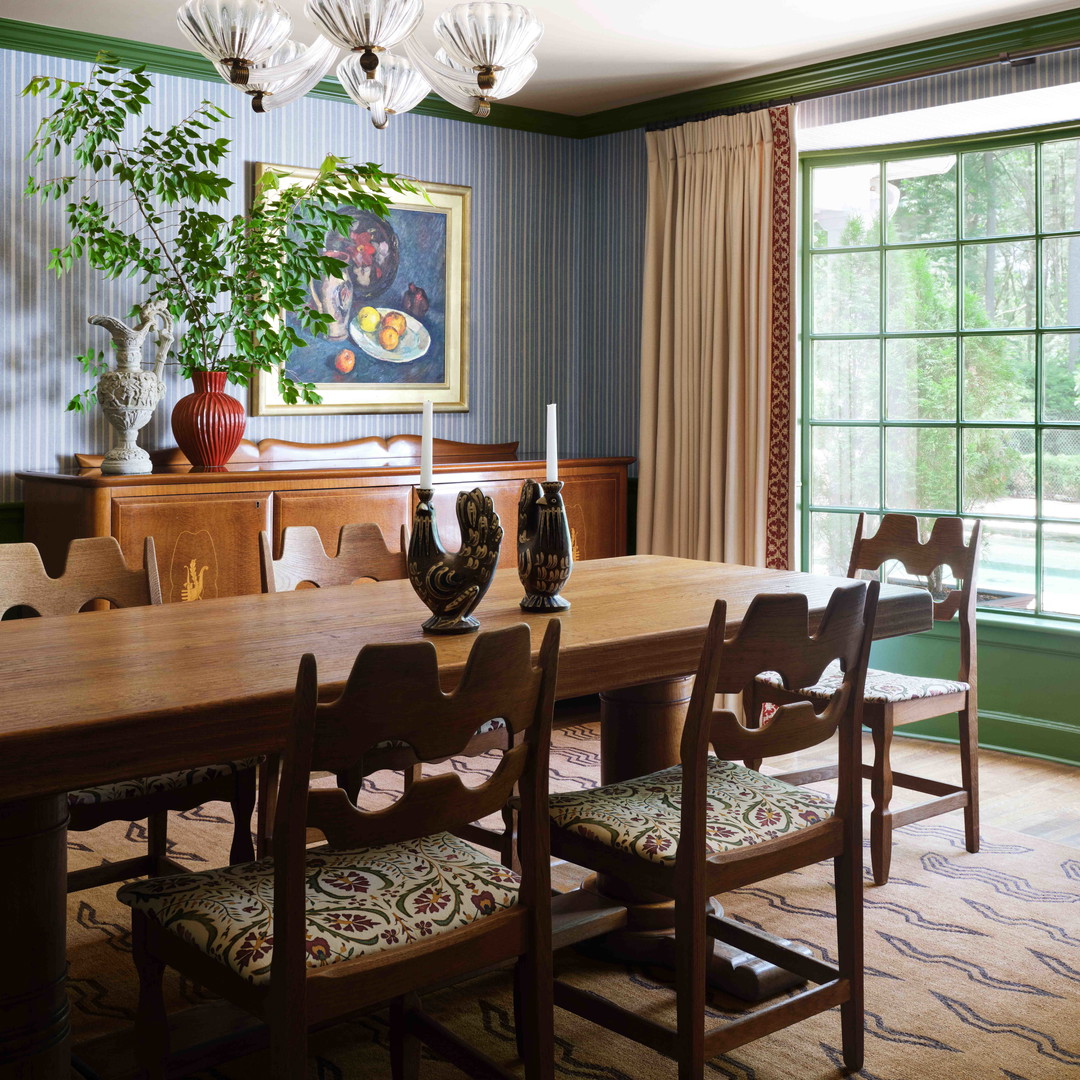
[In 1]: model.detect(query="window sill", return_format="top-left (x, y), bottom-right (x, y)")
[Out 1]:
top-left (913, 608), bottom-right (1080, 655)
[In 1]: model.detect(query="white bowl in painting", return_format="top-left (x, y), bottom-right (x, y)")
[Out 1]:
top-left (349, 308), bottom-right (431, 364)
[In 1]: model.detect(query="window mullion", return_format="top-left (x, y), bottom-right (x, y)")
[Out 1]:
top-left (802, 131), bottom-right (1080, 621)
top-left (879, 156), bottom-right (887, 521)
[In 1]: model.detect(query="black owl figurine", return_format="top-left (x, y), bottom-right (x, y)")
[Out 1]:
top-left (517, 479), bottom-right (573, 612)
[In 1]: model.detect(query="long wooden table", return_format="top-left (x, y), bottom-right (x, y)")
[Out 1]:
top-left (0, 556), bottom-right (933, 1078)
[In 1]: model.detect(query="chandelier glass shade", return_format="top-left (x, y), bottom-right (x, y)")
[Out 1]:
top-left (213, 38), bottom-right (304, 94)
top-left (339, 53), bottom-right (430, 128)
top-left (178, 0), bottom-right (542, 125)
top-left (306, 0), bottom-right (423, 78)
top-left (432, 2), bottom-right (542, 89)
top-left (178, 0), bottom-right (293, 85)
top-left (436, 46), bottom-right (536, 98)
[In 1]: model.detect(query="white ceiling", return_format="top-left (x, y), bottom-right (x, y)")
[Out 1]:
top-left (2, 0), bottom-right (1077, 115)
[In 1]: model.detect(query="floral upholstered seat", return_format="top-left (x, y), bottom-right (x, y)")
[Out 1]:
top-left (756, 659), bottom-right (969, 705)
top-left (68, 757), bottom-right (262, 806)
top-left (547, 758), bottom-right (835, 866)
top-left (117, 831), bottom-right (520, 984)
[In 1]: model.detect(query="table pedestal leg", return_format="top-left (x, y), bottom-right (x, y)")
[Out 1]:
top-left (594, 679), bottom-right (806, 1003)
top-left (0, 794), bottom-right (70, 1079)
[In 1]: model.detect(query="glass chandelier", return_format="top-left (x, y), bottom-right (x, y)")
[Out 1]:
top-left (177, 0), bottom-right (543, 126)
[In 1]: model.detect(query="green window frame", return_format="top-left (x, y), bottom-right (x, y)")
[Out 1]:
top-left (799, 123), bottom-right (1080, 622)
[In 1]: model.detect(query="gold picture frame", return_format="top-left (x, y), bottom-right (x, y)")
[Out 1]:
top-left (251, 163), bottom-right (470, 415)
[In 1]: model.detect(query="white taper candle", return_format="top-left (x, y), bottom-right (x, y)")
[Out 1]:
top-left (546, 402), bottom-right (558, 482)
top-left (420, 399), bottom-right (433, 489)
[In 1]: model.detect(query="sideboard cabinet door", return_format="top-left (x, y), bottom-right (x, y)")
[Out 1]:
top-left (425, 473), bottom-right (623, 560)
top-left (426, 479), bottom-right (526, 553)
top-left (113, 493), bottom-right (270, 602)
top-left (560, 475), bottom-right (623, 560)
top-left (273, 487), bottom-right (413, 556)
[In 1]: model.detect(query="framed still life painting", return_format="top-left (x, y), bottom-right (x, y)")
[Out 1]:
top-left (252, 163), bottom-right (470, 414)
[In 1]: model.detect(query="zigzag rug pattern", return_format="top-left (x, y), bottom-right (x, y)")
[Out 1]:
top-left (66, 723), bottom-right (1080, 1079)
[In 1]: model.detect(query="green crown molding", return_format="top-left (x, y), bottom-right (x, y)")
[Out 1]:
top-left (4, 7), bottom-right (1080, 138)
top-left (574, 7), bottom-right (1080, 138)
top-left (0, 17), bottom-right (571, 137)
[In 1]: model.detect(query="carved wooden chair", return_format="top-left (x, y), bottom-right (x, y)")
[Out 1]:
top-left (259, 523), bottom-right (513, 862)
top-left (0, 537), bottom-right (256, 892)
top-left (546, 583), bottom-right (879, 1079)
top-left (259, 522), bottom-right (408, 593)
top-left (754, 514), bottom-right (981, 885)
top-left (120, 621), bottom-right (561, 1080)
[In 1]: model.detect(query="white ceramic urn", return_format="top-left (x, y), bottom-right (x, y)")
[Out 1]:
top-left (89, 302), bottom-right (170, 475)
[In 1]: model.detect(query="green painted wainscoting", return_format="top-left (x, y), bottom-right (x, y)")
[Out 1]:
top-left (870, 615), bottom-right (1080, 767)
top-left (0, 503), bottom-right (23, 545)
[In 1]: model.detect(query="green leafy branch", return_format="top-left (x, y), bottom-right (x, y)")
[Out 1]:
top-left (23, 54), bottom-right (425, 410)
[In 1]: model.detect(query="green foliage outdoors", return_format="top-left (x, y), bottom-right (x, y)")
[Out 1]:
top-left (811, 144), bottom-right (1080, 579)
top-left (22, 57), bottom-right (423, 410)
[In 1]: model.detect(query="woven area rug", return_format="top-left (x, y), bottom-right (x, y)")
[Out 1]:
top-left (67, 722), bottom-right (1080, 1079)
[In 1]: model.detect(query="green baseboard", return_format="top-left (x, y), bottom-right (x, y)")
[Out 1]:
top-left (0, 502), bottom-right (24, 544)
top-left (895, 709), bottom-right (1080, 768)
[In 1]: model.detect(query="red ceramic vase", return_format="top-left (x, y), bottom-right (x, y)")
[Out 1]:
top-left (171, 370), bottom-right (246, 468)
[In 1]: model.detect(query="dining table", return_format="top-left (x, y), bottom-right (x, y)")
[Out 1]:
top-left (0, 554), bottom-right (933, 1079)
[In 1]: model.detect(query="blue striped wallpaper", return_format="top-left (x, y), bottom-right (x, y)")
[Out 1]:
top-left (0, 48), bottom-right (646, 501)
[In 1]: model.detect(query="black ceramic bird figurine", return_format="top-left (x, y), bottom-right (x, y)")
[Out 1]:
top-left (407, 487), bottom-right (503, 634)
top-left (517, 478), bottom-right (573, 611)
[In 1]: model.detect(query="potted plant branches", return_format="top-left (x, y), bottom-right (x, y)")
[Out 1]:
top-left (24, 55), bottom-right (421, 466)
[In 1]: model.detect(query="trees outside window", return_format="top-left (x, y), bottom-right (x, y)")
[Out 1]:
top-left (803, 128), bottom-right (1080, 618)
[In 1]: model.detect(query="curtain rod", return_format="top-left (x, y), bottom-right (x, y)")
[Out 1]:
top-left (645, 38), bottom-right (1079, 131)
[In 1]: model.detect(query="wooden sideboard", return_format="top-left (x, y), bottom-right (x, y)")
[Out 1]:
top-left (18, 437), bottom-right (633, 603)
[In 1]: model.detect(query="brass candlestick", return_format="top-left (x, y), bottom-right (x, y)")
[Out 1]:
top-left (407, 487), bottom-right (503, 635)
top-left (517, 479), bottom-right (573, 612)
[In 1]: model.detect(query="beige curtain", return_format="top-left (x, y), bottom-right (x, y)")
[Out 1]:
top-left (637, 106), bottom-right (796, 569)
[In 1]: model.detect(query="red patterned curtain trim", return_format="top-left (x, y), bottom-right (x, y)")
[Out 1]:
top-left (764, 106), bottom-right (796, 571)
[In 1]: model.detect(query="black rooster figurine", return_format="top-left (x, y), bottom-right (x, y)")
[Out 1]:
top-left (517, 479), bottom-right (573, 611)
top-left (407, 487), bottom-right (503, 634)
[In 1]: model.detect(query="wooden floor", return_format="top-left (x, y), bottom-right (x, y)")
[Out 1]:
top-left (765, 730), bottom-right (1080, 847)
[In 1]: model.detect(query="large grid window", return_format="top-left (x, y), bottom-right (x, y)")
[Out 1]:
top-left (802, 128), bottom-right (1080, 619)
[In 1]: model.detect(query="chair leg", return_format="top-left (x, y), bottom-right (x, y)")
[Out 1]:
top-left (131, 911), bottom-right (169, 1080)
top-left (147, 810), bottom-right (169, 877)
top-left (500, 804), bottom-right (520, 873)
top-left (256, 754), bottom-right (280, 857)
top-left (390, 993), bottom-right (421, 1080)
top-left (743, 689), bottom-right (765, 772)
top-left (228, 768), bottom-right (257, 865)
top-left (269, 1012), bottom-right (308, 1080)
top-left (868, 718), bottom-right (895, 886)
top-left (514, 942), bottom-right (554, 1080)
top-left (834, 842), bottom-right (865, 1074)
top-left (512, 967), bottom-right (526, 1058)
top-left (674, 893), bottom-right (707, 1080)
top-left (958, 702), bottom-right (980, 854)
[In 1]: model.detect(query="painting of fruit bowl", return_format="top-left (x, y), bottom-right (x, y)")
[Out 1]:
top-left (342, 212), bottom-right (400, 300)
top-left (350, 307), bottom-right (431, 363)
top-left (253, 165), bottom-right (470, 415)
